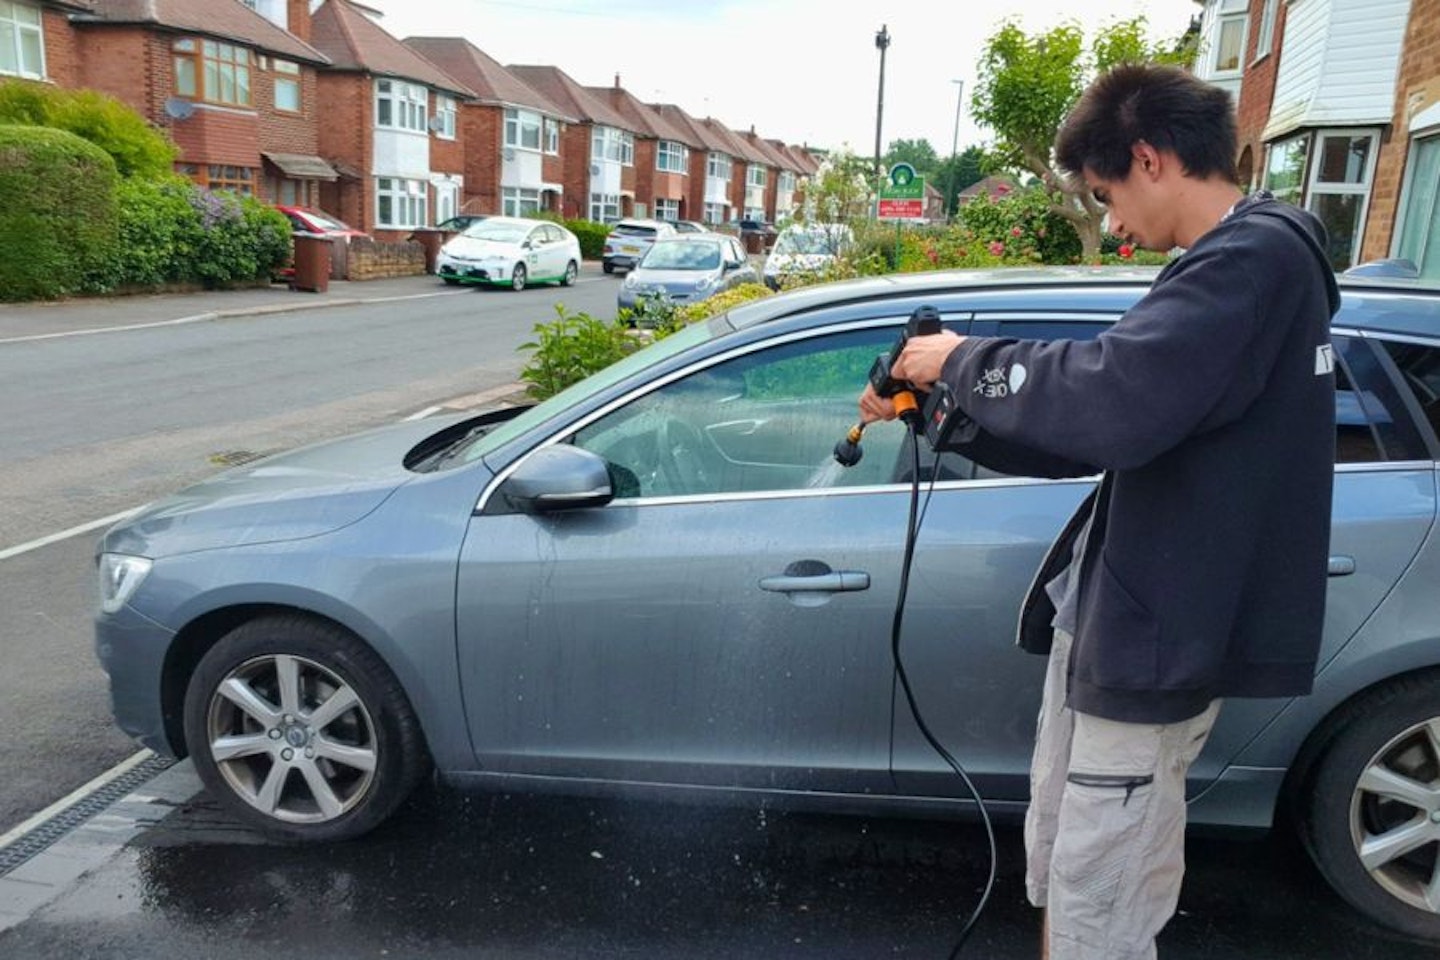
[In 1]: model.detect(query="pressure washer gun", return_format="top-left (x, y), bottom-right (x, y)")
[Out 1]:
top-left (833, 305), bottom-right (945, 467)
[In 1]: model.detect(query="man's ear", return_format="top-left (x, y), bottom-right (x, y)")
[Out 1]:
top-left (1132, 141), bottom-right (1161, 178)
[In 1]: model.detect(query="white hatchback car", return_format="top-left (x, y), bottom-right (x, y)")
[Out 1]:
top-left (763, 223), bottom-right (855, 290)
top-left (602, 218), bottom-right (677, 274)
top-left (436, 217), bottom-right (581, 291)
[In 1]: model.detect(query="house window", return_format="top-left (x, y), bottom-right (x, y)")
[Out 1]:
top-left (503, 187), bottom-right (541, 217)
top-left (654, 198), bottom-right (680, 220)
top-left (376, 80), bottom-right (426, 133)
top-left (1265, 130), bottom-right (1379, 270)
top-left (657, 140), bottom-right (688, 173)
top-left (273, 59), bottom-right (300, 113)
top-left (1264, 135), bottom-right (1308, 205)
top-left (1212, 0), bottom-right (1248, 75)
top-left (591, 126), bottom-right (633, 165)
top-left (744, 205), bottom-right (765, 221)
top-left (176, 162), bottom-right (256, 196)
top-left (505, 108), bottom-right (542, 151)
top-left (1394, 134), bottom-right (1439, 279)
top-left (747, 165), bottom-right (767, 188)
top-left (173, 38), bottom-right (253, 106)
top-left (589, 192), bottom-right (620, 222)
top-left (434, 95), bottom-right (456, 139)
top-left (0, 1), bottom-right (44, 80)
top-left (707, 153), bottom-right (732, 181)
top-left (703, 201), bottom-right (727, 224)
top-left (544, 118), bottom-right (560, 154)
top-left (1254, 0), bottom-right (1278, 60)
top-left (376, 176), bottom-right (427, 228)
top-left (778, 171), bottom-right (796, 193)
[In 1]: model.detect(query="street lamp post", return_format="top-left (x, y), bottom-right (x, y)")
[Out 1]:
top-left (947, 79), bottom-right (964, 219)
top-left (874, 24), bottom-right (891, 190)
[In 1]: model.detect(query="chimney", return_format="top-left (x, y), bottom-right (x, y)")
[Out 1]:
top-left (288, 0), bottom-right (313, 43)
top-left (614, 73), bottom-right (621, 88)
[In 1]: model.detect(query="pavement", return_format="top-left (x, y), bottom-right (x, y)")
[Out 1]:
top-left (0, 273), bottom-right (469, 343)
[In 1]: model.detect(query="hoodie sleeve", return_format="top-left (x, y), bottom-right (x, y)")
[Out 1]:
top-left (938, 240), bottom-right (1268, 470)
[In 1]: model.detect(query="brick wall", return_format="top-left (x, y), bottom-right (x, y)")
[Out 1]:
top-left (460, 104), bottom-right (499, 214)
top-left (316, 72), bottom-right (372, 232)
top-left (171, 108), bottom-right (262, 167)
top-left (256, 63), bottom-right (322, 157)
top-left (347, 236), bottom-right (425, 279)
top-left (633, 138), bottom-right (656, 213)
top-left (1235, 2), bottom-right (1288, 190)
top-left (730, 160), bottom-right (748, 215)
top-left (686, 149), bottom-right (707, 221)
top-left (74, 27), bottom-right (153, 119)
top-left (41, 8), bottom-right (82, 87)
top-left (560, 123), bottom-right (590, 219)
top-left (1362, 0), bottom-right (1440, 261)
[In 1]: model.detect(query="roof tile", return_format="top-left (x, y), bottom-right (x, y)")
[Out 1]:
top-left (309, 1), bottom-right (474, 96)
top-left (402, 38), bottom-right (574, 121)
top-left (81, 0), bottom-right (329, 63)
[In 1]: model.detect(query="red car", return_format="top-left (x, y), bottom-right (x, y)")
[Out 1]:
top-left (272, 206), bottom-right (368, 281)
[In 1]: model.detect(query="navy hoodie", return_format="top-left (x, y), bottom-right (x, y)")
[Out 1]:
top-left (939, 193), bottom-right (1341, 723)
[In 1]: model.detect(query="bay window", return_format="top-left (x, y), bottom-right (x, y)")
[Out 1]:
top-left (434, 95), bottom-right (456, 139)
top-left (657, 140), bottom-right (689, 173)
top-left (589, 192), bottom-right (620, 222)
top-left (377, 80), bottom-right (426, 133)
top-left (1263, 129), bottom-right (1379, 270)
top-left (505, 108), bottom-right (541, 151)
top-left (544, 118), bottom-right (560, 154)
top-left (173, 38), bottom-right (252, 107)
top-left (377, 177), bottom-right (427, 228)
top-left (503, 187), bottom-right (541, 217)
top-left (707, 153), bottom-right (732, 181)
top-left (747, 165), bottom-right (767, 188)
top-left (592, 126), bottom-right (634, 165)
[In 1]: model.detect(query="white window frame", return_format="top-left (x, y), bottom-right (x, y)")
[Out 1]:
top-left (778, 171), bottom-right (796, 193)
top-left (544, 117), bottom-right (560, 154)
top-left (591, 126), bottom-right (634, 165)
top-left (657, 140), bottom-right (689, 174)
top-left (376, 79), bottom-right (427, 133)
top-left (1305, 128), bottom-right (1380, 269)
top-left (707, 152), bottom-right (732, 181)
top-left (654, 198), bottom-right (680, 220)
top-left (1391, 128), bottom-right (1440, 278)
top-left (273, 58), bottom-right (300, 113)
top-left (434, 94), bottom-right (456, 140)
top-left (703, 201), bottom-right (727, 224)
top-left (505, 108), bottom-right (542, 151)
top-left (744, 205), bottom-right (766, 221)
top-left (589, 192), bottom-right (620, 222)
top-left (747, 165), bottom-right (767, 188)
top-left (1211, 0), bottom-right (1249, 79)
top-left (1254, 0), bottom-right (1278, 61)
top-left (0, 1), bottom-right (45, 80)
top-left (503, 187), bottom-right (542, 217)
top-left (376, 176), bottom-right (427, 229)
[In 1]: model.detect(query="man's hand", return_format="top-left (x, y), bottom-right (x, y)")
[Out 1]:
top-left (857, 331), bottom-right (967, 424)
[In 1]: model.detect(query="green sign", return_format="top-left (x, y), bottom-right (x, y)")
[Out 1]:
top-left (879, 163), bottom-right (926, 219)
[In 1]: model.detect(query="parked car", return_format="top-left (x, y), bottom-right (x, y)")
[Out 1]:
top-left (734, 217), bottom-right (778, 247)
top-left (617, 233), bottom-right (757, 312)
top-left (602, 218), bottom-right (677, 273)
top-left (666, 219), bottom-right (708, 234)
top-left (763, 223), bottom-right (855, 290)
top-left (94, 267), bottom-right (1440, 942)
top-left (434, 216), bottom-right (580, 290)
top-left (435, 214), bottom-right (487, 232)
top-left (272, 206), bottom-right (368, 281)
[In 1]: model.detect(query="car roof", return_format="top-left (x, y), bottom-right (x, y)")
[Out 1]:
top-left (724, 264), bottom-right (1440, 336)
top-left (477, 216), bottom-right (548, 229)
top-left (611, 218), bottom-right (671, 229)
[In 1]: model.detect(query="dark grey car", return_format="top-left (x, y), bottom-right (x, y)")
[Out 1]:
top-left (617, 234), bottom-right (757, 312)
top-left (95, 267), bottom-right (1440, 942)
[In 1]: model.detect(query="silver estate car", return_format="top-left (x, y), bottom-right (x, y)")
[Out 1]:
top-left (95, 267), bottom-right (1440, 942)
top-left (617, 233), bottom-right (757, 312)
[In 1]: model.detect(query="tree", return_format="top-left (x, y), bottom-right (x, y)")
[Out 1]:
top-left (969, 17), bottom-right (1195, 258)
top-left (935, 145), bottom-right (988, 215)
top-left (797, 148), bottom-right (874, 224)
top-left (882, 138), bottom-right (939, 175)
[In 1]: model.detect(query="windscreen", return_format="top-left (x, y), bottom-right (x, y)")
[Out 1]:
top-left (641, 241), bottom-right (722, 270)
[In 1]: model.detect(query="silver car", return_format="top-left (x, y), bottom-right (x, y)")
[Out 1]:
top-left (617, 234), bottom-right (757, 312)
top-left (95, 268), bottom-right (1440, 942)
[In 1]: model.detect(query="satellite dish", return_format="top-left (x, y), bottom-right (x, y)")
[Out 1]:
top-left (427, 115), bottom-right (445, 133)
top-left (503, 147), bottom-right (516, 162)
top-left (163, 97), bottom-right (195, 121)
top-left (589, 163), bottom-right (601, 176)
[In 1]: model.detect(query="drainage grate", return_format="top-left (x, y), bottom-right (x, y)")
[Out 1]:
top-left (0, 754), bottom-right (176, 877)
top-left (208, 449), bottom-right (268, 467)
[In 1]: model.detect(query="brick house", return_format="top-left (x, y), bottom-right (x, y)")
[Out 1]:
top-left (507, 64), bottom-right (642, 222)
top-left (11, 1), bottom-right (91, 88)
top-left (650, 103), bottom-right (738, 226)
top-left (586, 78), bottom-right (699, 223)
top-left (697, 118), bottom-right (756, 224)
top-left (402, 37), bottom-right (573, 218)
top-left (304, 0), bottom-right (474, 241)
top-left (736, 127), bottom-right (795, 221)
top-left (1195, 0), bottom-right (1439, 276)
top-left (27, 0), bottom-right (335, 205)
top-left (766, 139), bottom-right (818, 218)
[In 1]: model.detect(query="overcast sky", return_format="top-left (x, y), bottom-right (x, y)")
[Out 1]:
top-left (369, 0), bottom-right (1200, 158)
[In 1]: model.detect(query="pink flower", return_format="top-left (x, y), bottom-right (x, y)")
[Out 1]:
top-left (1010, 226), bottom-right (1023, 238)
top-left (996, 183), bottom-right (1011, 195)
top-left (1037, 227), bottom-right (1047, 238)
top-left (1118, 243), bottom-right (1135, 259)
top-left (988, 240), bottom-right (1005, 257)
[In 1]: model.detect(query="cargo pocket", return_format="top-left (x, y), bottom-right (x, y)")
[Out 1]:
top-left (1051, 771), bottom-right (1157, 928)
top-left (1080, 558), bottom-right (1160, 690)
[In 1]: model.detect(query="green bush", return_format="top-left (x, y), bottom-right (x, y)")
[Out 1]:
top-left (519, 304), bottom-right (645, 400)
top-left (0, 125), bottom-right (119, 300)
top-left (957, 185), bottom-right (1082, 264)
top-left (0, 80), bottom-right (177, 179)
top-left (564, 218), bottom-right (609, 259)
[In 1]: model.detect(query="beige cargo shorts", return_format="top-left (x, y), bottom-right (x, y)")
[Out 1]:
top-left (1024, 630), bottom-right (1221, 960)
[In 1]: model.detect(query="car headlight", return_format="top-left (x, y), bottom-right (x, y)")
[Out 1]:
top-left (623, 273), bottom-right (638, 288)
top-left (98, 553), bottom-right (152, 614)
top-left (696, 276), bottom-right (715, 292)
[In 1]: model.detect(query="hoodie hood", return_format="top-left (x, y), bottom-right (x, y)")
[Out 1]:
top-left (1229, 192), bottom-right (1342, 316)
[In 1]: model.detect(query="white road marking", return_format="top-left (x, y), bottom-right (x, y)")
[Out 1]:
top-left (0, 749), bottom-right (154, 851)
top-left (0, 313), bottom-right (220, 345)
top-left (403, 405), bottom-right (444, 422)
top-left (0, 508), bottom-right (143, 562)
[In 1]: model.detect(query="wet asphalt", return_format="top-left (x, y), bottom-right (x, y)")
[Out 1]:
top-left (1, 765), bottom-right (1434, 960)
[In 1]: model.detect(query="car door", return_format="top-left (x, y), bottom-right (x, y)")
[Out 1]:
top-left (890, 315), bottom-right (1439, 802)
top-left (454, 316), bottom-right (977, 795)
top-left (523, 224), bottom-right (550, 279)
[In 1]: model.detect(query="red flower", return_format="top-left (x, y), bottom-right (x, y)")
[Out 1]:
top-left (988, 240), bottom-right (1006, 257)
top-left (1118, 243), bottom-right (1135, 259)
top-left (996, 183), bottom-right (1011, 195)
top-left (1010, 226), bottom-right (1023, 238)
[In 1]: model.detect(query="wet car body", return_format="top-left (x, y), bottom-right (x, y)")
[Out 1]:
top-left (95, 267), bottom-right (1440, 941)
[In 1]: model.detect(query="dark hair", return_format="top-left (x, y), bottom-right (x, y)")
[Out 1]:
top-left (1054, 64), bottom-right (1238, 184)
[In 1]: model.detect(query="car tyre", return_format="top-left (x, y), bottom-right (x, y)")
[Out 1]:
top-left (183, 615), bottom-right (428, 843)
top-left (561, 260), bottom-right (578, 287)
top-left (441, 277), bottom-right (459, 286)
top-left (603, 262), bottom-right (614, 275)
top-left (1302, 672), bottom-right (1440, 940)
top-left (511, 263), bottom-right (527, 291)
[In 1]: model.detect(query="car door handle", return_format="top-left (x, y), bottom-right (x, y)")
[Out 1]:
top-left (760, 571), bottom-right (871, 593)
top-left (1328, 555), bottom-right (1356, 576)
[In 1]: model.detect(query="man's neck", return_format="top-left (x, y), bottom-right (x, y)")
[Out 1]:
top-left (1172, 180), bottom-right (1246, 249)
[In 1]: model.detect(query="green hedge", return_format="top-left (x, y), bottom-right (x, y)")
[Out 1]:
top-left (565, 218), bottom-right (609, 259)
top-left (0, 80), bottom-right (177, 179)
top-left (0, 125), bottom-right (119, 300)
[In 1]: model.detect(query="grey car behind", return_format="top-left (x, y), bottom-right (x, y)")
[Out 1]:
top-left (617, 233), bottom-right (757, 312)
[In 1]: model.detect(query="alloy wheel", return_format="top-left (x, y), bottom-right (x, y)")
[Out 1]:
top-left (1349, 716), bottom-right (1440, 913)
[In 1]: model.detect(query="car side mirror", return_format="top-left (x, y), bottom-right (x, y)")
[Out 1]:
top-left (496, 445), bottom-right (614, 514)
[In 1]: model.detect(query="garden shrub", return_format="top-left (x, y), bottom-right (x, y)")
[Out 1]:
top-left (564, 218), bottom-right (609, 259)
top-left (0, 80), bottom-right (177, 179)
top-left (0, 125), bottom-right (119, 300)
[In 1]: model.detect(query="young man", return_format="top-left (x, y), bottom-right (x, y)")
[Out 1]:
top-left (859, 64), bottom-right (1339, 958)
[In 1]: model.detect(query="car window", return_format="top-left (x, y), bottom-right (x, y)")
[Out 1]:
top-left (465, 221), bottom-right (530, 243)
top-left (643, 241), bottom-right (721, 270)
top-left (1374, 338), bottom-right (1440, 456)
top-left (1334, 335), bottom-right (1431, 462)
top-left (612, 224), bottom-right (658, 239)
top-left (570, 327), bottom-right (911, 498)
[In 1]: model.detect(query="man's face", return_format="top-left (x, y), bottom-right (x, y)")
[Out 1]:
top-left (1083, 158), bottom-right (1172, 253)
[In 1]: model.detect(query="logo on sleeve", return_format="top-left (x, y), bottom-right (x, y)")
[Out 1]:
top-left (975, 364), bottom-right (1027, 399)
top-left (1315, 344), bottom-right (1334, 376)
